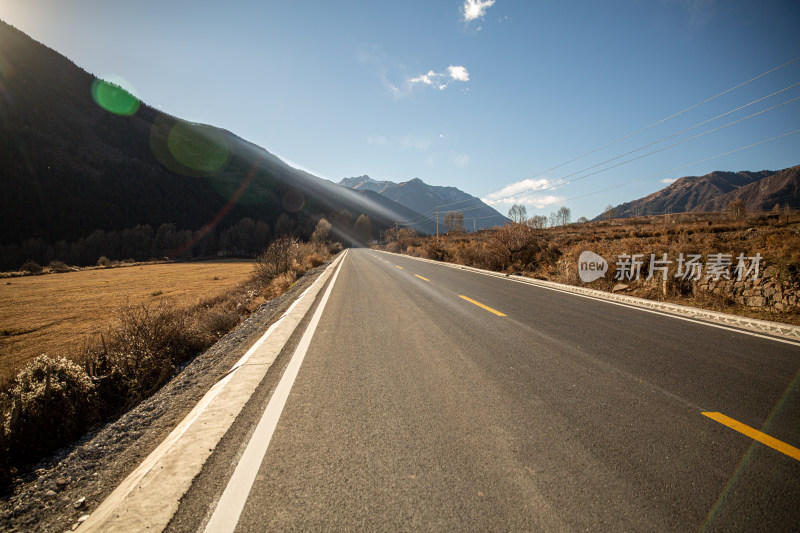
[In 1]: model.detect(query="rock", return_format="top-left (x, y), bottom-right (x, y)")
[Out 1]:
top-left (73, 497), bottom-right (86, 509)
top-left (36, 476), bottom-right (45, 489)
top-left (45, 490), bottom-right (58, 498)
top-left (56, 477), bottom-right (69, 489)
top-left (774, 302), bottom-right (786, 311)
top-left (612, 283), bottom-right (629, 293)
top-left (747, 296), bottom-right (765, 307)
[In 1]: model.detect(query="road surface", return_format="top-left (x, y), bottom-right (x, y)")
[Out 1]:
top-left (170, 248), bottom-right (800, 532)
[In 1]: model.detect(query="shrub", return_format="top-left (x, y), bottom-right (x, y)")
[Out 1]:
top-left (2, 355), bottom-right (97, 464)
top-left (254, 236), bottom-right (297, 283)
top-left (47, 260), bottom-right (70, 273)
top-left (97, 256), bottom-right (111, 267)
top-left (92, 302), bottom-right (212, 406)
top-left (199, 306), bottom-right (240, 338)
top-left (20, 260), bottom-right (42, 274)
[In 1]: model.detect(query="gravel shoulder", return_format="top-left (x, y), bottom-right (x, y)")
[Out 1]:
top-left (0, 260), bottom-right (333, 532)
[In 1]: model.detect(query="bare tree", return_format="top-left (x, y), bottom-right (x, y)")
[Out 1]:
top-left (443, 211), bottom-right (465, 233)
top-left (526, 215), bottom-right (547, 229)
top-left (354, 214), bottom-right (372, 244)
top-left (603, 204), bottom-right (616, 221)
top-left (557, 206), bottom-right (571, 226)
top-left (576, 216), bottom-right (589, 224)
top-left (311, 218), bottom-right (331, 243)
top-left (508, 204), bottom-right (528, 224)
top-left (728, 199), bottom-right (746, 220)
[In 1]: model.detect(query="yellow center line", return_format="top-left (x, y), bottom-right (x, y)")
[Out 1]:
top-left (702, 412), bottom-right (800, 461)
top-left (459, 295), bottom-right (507, 317)
top-left (414, 274), bottom-right (430, 282)
top-left (395, 265), bottom-right (404, 270)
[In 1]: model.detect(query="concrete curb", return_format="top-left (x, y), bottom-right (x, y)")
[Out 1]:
top-left (378, 250), bottom-right (800, 343)
top-left (79, 251), bottom-right (347, 532)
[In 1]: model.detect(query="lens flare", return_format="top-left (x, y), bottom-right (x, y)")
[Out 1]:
top-left (282, 188), bottom-right (305, 212)
top-left (167, 121), bottom-right (230, 174)
top-left (90, 76), bottom-right (140, 116)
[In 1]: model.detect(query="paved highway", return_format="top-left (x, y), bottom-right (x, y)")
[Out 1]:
top-left (171, 248), bottom-right (800, 531)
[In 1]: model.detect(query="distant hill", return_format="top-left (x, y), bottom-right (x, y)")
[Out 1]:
top-left (596, 166), bottom-right (800, 220)
top-left (0, 20), bottom-right (432, 267)
top-left (338, 176), bottom-right (509, 230)
top-left (339, 175), bottom-right (396, 194)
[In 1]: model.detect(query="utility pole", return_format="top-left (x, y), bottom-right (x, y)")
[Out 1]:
top-left (473, 219), bottom-right (476, 233)
top-left (436, 207), bottom-right (439, 242)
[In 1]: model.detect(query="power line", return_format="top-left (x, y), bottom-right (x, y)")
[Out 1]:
top-left (425, 55), bottom-right (800, 214)
top-left (529, 128), bottom-right (800, 212)
top-left (493, 82), bottom-right (800, 202)
top-left (503, 95), bottom-right (800, 203)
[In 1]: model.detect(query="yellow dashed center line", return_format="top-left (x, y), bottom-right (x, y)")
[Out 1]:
top-left (459, 295), bottom-right (507, 317)
top-left (703, 412), bottom-right (800, 461)
top-left (414, 274), bottom-right (430, 282)
top-left (395, 265), bottom-right (404, 270)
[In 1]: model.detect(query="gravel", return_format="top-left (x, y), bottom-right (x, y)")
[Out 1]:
top-left (0, 261), bottom-right (332, 532)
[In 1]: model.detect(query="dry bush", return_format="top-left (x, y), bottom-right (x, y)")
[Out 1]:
top-left (88, 301), bottom-right (212, 408)
top-left (97, 255), bottom-right (111, 267)
top-left (47, 260), bottom-right (70, 273)
top-left (2, 355), bottom-right (97, 464)
top-left (486, 224), bottom-right (543, 272)
top-left (254, 236), bottom-right (297, 283)
top-left (262, 271), bottom-right (297, 300)
top-left (197, 305), bottom-right (241, 339)
top-left (20, 260), bottom-right (42, 274)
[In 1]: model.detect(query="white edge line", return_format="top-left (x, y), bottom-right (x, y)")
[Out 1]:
top-left (375, 250), bottom-right (800, 348)
top-left (81, 252), bottom-right (346, 520)
top-left (203, 251), bottom-right (347, 532)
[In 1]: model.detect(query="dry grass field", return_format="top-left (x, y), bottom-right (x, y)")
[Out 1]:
top-left (0, 260), bottom-right (254, 385)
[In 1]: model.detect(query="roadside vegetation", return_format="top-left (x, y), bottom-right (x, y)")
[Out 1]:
top-left (0, 228), bottom-right (339, 492)
top-left (379, 206), bottom-right (800, 325)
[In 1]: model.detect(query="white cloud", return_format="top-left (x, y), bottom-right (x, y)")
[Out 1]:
top-left (448, 65), bottom-right (470, 82)
top-left (481, 178), bottom-right (564, 208)
top-left (408, 65), bottom-right (470, 91)
top-left (463, 0), bottom-right (496, 23)
top-left (660, 177), bottom-right (678, 184)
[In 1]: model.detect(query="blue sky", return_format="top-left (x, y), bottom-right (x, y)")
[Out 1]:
top-left (2, 0), bottom-right (799, 221)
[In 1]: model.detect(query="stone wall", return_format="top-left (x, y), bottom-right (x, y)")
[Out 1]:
top-left (696, 266), bottom-right (800, 312)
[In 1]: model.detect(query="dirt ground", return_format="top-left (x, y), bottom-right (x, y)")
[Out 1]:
top-left (0, 260), bottom-right (255, 385)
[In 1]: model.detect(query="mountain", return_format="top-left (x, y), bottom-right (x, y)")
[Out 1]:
top-left (693, 165), bottom-right (800, 213)
top-left (353, 190), bottom-right (437, 235)
top-left (338, 176), bottom-right (509, 230)
top-left (596, 166), bottom-right (799, 219)
top-left (0, 20), bottom-right (433, 263)
top-left (338, 175), bottom-right (396, 194)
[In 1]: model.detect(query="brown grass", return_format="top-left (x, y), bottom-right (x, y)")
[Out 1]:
top-left (0, 260), bottom-right (255, 385)
top-left (379, 212), bottom-right (800, 325)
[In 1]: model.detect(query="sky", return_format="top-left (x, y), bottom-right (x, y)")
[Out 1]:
top-left (1, 0), bottom-right (799, 221)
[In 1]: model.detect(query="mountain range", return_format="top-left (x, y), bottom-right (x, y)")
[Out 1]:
top-left (0, 20), bottom-right (436, 262)
top-left (339, 176), bottom-right (509, 230)
top-left (597, 165), bottom-right (800, 220)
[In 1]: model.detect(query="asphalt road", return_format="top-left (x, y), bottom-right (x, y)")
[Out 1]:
top-left (174, 248), bottom-right (800, 532)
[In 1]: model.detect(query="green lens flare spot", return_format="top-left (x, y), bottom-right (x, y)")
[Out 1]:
top-left (90, 78), bottom-right (140, 116)
top-left (167, 122), bottom-right (230, 174)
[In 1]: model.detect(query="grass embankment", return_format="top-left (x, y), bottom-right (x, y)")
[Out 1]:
top-left (379, 212), bottom-right (800, 325)
top-left (0, 238), bottom-right (335, 490)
